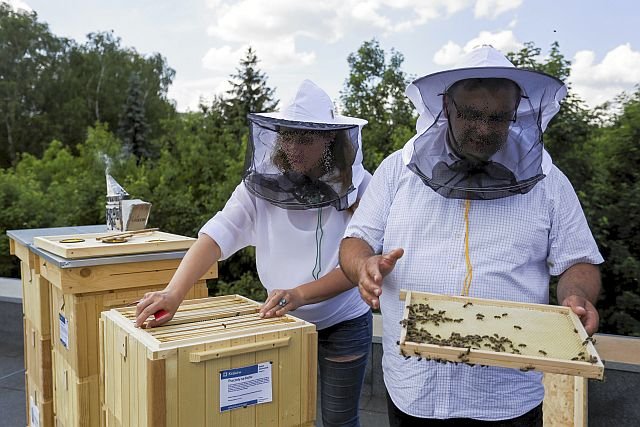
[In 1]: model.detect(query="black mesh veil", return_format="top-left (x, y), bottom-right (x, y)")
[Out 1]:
top-left (403, 49), bottom-right (567, 200)
top-left (244, 114), bottom-right (360, 210)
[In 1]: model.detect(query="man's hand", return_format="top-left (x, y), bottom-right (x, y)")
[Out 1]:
top-left (561, 295), bottom-right (599, 336)
top-left (557, 263), bottom-right (601, 336)
top-left (356, 248), bottom-right (404, 309)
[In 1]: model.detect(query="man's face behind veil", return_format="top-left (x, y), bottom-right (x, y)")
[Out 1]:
top-left (447, 85), bottom-right (519, 163)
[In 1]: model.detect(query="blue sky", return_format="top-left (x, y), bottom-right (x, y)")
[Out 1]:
top-left (6, 0), bottom-right (640, 112)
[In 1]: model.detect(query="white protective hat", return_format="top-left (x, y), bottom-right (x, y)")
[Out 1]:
top-left (245, 80), bottom-right (368, 210)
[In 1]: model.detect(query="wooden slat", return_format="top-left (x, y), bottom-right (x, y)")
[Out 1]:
top-left (146, 358), bottom-right (166, 427)
top-left (278, 328), bottom-right (302, 426)
top-left (190, 337), bottom-right (291, 362)
top-left (255, 332), bottom-right (280, 427)
top-left (178, 345), bottom-right (206, 426)
top-left (205, 339), bottom-right (232, 427)
top-left (301, 329), bottom-right (318, 424)
top-left (543, 374), bottom-right (587, 427)
top-left (230, 335), bottom-right (257, 427)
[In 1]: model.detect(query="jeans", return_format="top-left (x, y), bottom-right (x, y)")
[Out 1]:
top-left (386, 389), bottom-right (543, 427)
top-left (317, 310), bottom-right (373, 427)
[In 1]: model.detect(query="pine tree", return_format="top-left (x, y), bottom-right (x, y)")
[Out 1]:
top-left (118, 72), bottom-right (151, 160)
top-left (224, 47), bottom-right (278, 126)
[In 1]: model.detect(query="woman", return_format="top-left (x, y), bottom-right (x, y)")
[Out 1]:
top-left (135, 79), bottom-right (372, 427)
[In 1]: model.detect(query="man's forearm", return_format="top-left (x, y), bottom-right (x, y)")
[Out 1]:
top-left (557, 263), bottom-right (601, 304)
top-left (339, 237), bottom-right (375, 284)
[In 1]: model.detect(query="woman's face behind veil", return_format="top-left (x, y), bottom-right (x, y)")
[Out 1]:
top-left (277, 130), bottom-right (334, 177)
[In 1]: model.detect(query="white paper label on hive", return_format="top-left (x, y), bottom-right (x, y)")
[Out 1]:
top-left (30, 396), bottom-right (40, 427)
top-left (59, 313), bottom-right (69, 349)
top-left (219, 362), bottom-right (273, 412)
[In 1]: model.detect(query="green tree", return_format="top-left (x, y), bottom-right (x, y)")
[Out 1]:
top-left (0, 124), bottom-right (134, 277)
top-left (118, 72), bottom-right (152, 160)
top-left (0, 7), bottom-right (176, 165)
top-left (223, 47), bottom-right (278, 128)
top-left (0, 5), bottom-right (70, 166)
top-left (508, 42), bottom-right (597, 192)
top-left (340, 39), bottom-right (416, 171)
top-left (586, 89), bottom-right (640, 335)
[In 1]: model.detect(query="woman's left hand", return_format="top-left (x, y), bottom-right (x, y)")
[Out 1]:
top-left (260, 288), bottom-right (304, 318)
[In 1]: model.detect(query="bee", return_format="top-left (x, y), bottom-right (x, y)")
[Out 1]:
top-left (502, 313), bottom-right (508, 317)
top-left (513, 325), bottom-right (522, 330)
top-left (519, 365), bottom-right (535, 372)
top-left (494, 315), bottom-right (502, 319)
top-left (463, 302), bottom-right (473, 308)
top-left (518, 343), bottom-right (527, 348)
top-left (538, 350), bottom-right (547, 356)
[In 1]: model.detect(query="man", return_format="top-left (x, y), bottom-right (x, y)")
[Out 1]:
top-left (339, 46), bottom-right (603, 426)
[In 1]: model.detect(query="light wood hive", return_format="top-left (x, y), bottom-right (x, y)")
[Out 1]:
top-left (9, 232), bottom-right (214, 427)
top-left (101, 295), bottom-right (318, 427)
top-left (399, 290), bottom-right (604, 380)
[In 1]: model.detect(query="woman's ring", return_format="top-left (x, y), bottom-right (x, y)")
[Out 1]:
top-left (278, 297), bottom-right (288, 307)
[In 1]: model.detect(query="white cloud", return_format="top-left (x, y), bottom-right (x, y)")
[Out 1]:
top-left (433, 41), bottom-right (464, 65)
top-left (433, 30), bottom-right (522, 65)
top-left (202, 38), bottom-right (315, 72)
top-left (167, 77), bottom-right (231, 112)
top-left (2, 0), bottom-right (32, 12)
top-left (474, 0), bottom-right (522, 19)
top-left (201, 0), bottom-right (522, 72)
top-left (202, 45), bottom-right (245, 71)
top-left (569, 44), bottom-right (640, 107)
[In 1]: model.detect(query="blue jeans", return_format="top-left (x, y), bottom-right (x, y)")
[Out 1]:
top-left (317, 310), bottom-right (373, 427)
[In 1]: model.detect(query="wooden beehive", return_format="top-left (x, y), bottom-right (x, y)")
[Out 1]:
top-left (49, 283), bottom-right (209, 427)
top-left (101, 295), bottom-right (318, 427)
top-left (398, 290), bottom-right (604, 380)
top-left (9, 228), bottom-right (216, 427)
top-left (33, 231), bottom-right (195, 259)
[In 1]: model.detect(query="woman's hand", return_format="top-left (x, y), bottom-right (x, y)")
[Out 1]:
top-left (134, 289), bottom-right (183, 328)
top-left (259, 288), bottom-right (305, 318)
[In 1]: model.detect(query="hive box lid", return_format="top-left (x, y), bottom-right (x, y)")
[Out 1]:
top-left (398, 290), bottom-right (604, 380)
top-left (33, 230), bottom-right (194, 259)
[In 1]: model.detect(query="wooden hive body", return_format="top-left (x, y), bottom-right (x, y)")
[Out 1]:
top-left (101, 295), bottom-right (318, 427)
top-left (9, 230), bottom-right (214, 427)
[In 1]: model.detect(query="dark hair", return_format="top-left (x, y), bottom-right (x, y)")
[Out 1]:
top-left (447, 78), bottom-right (521, 103)
top-left (272, 129), bottom-right (355, 191)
